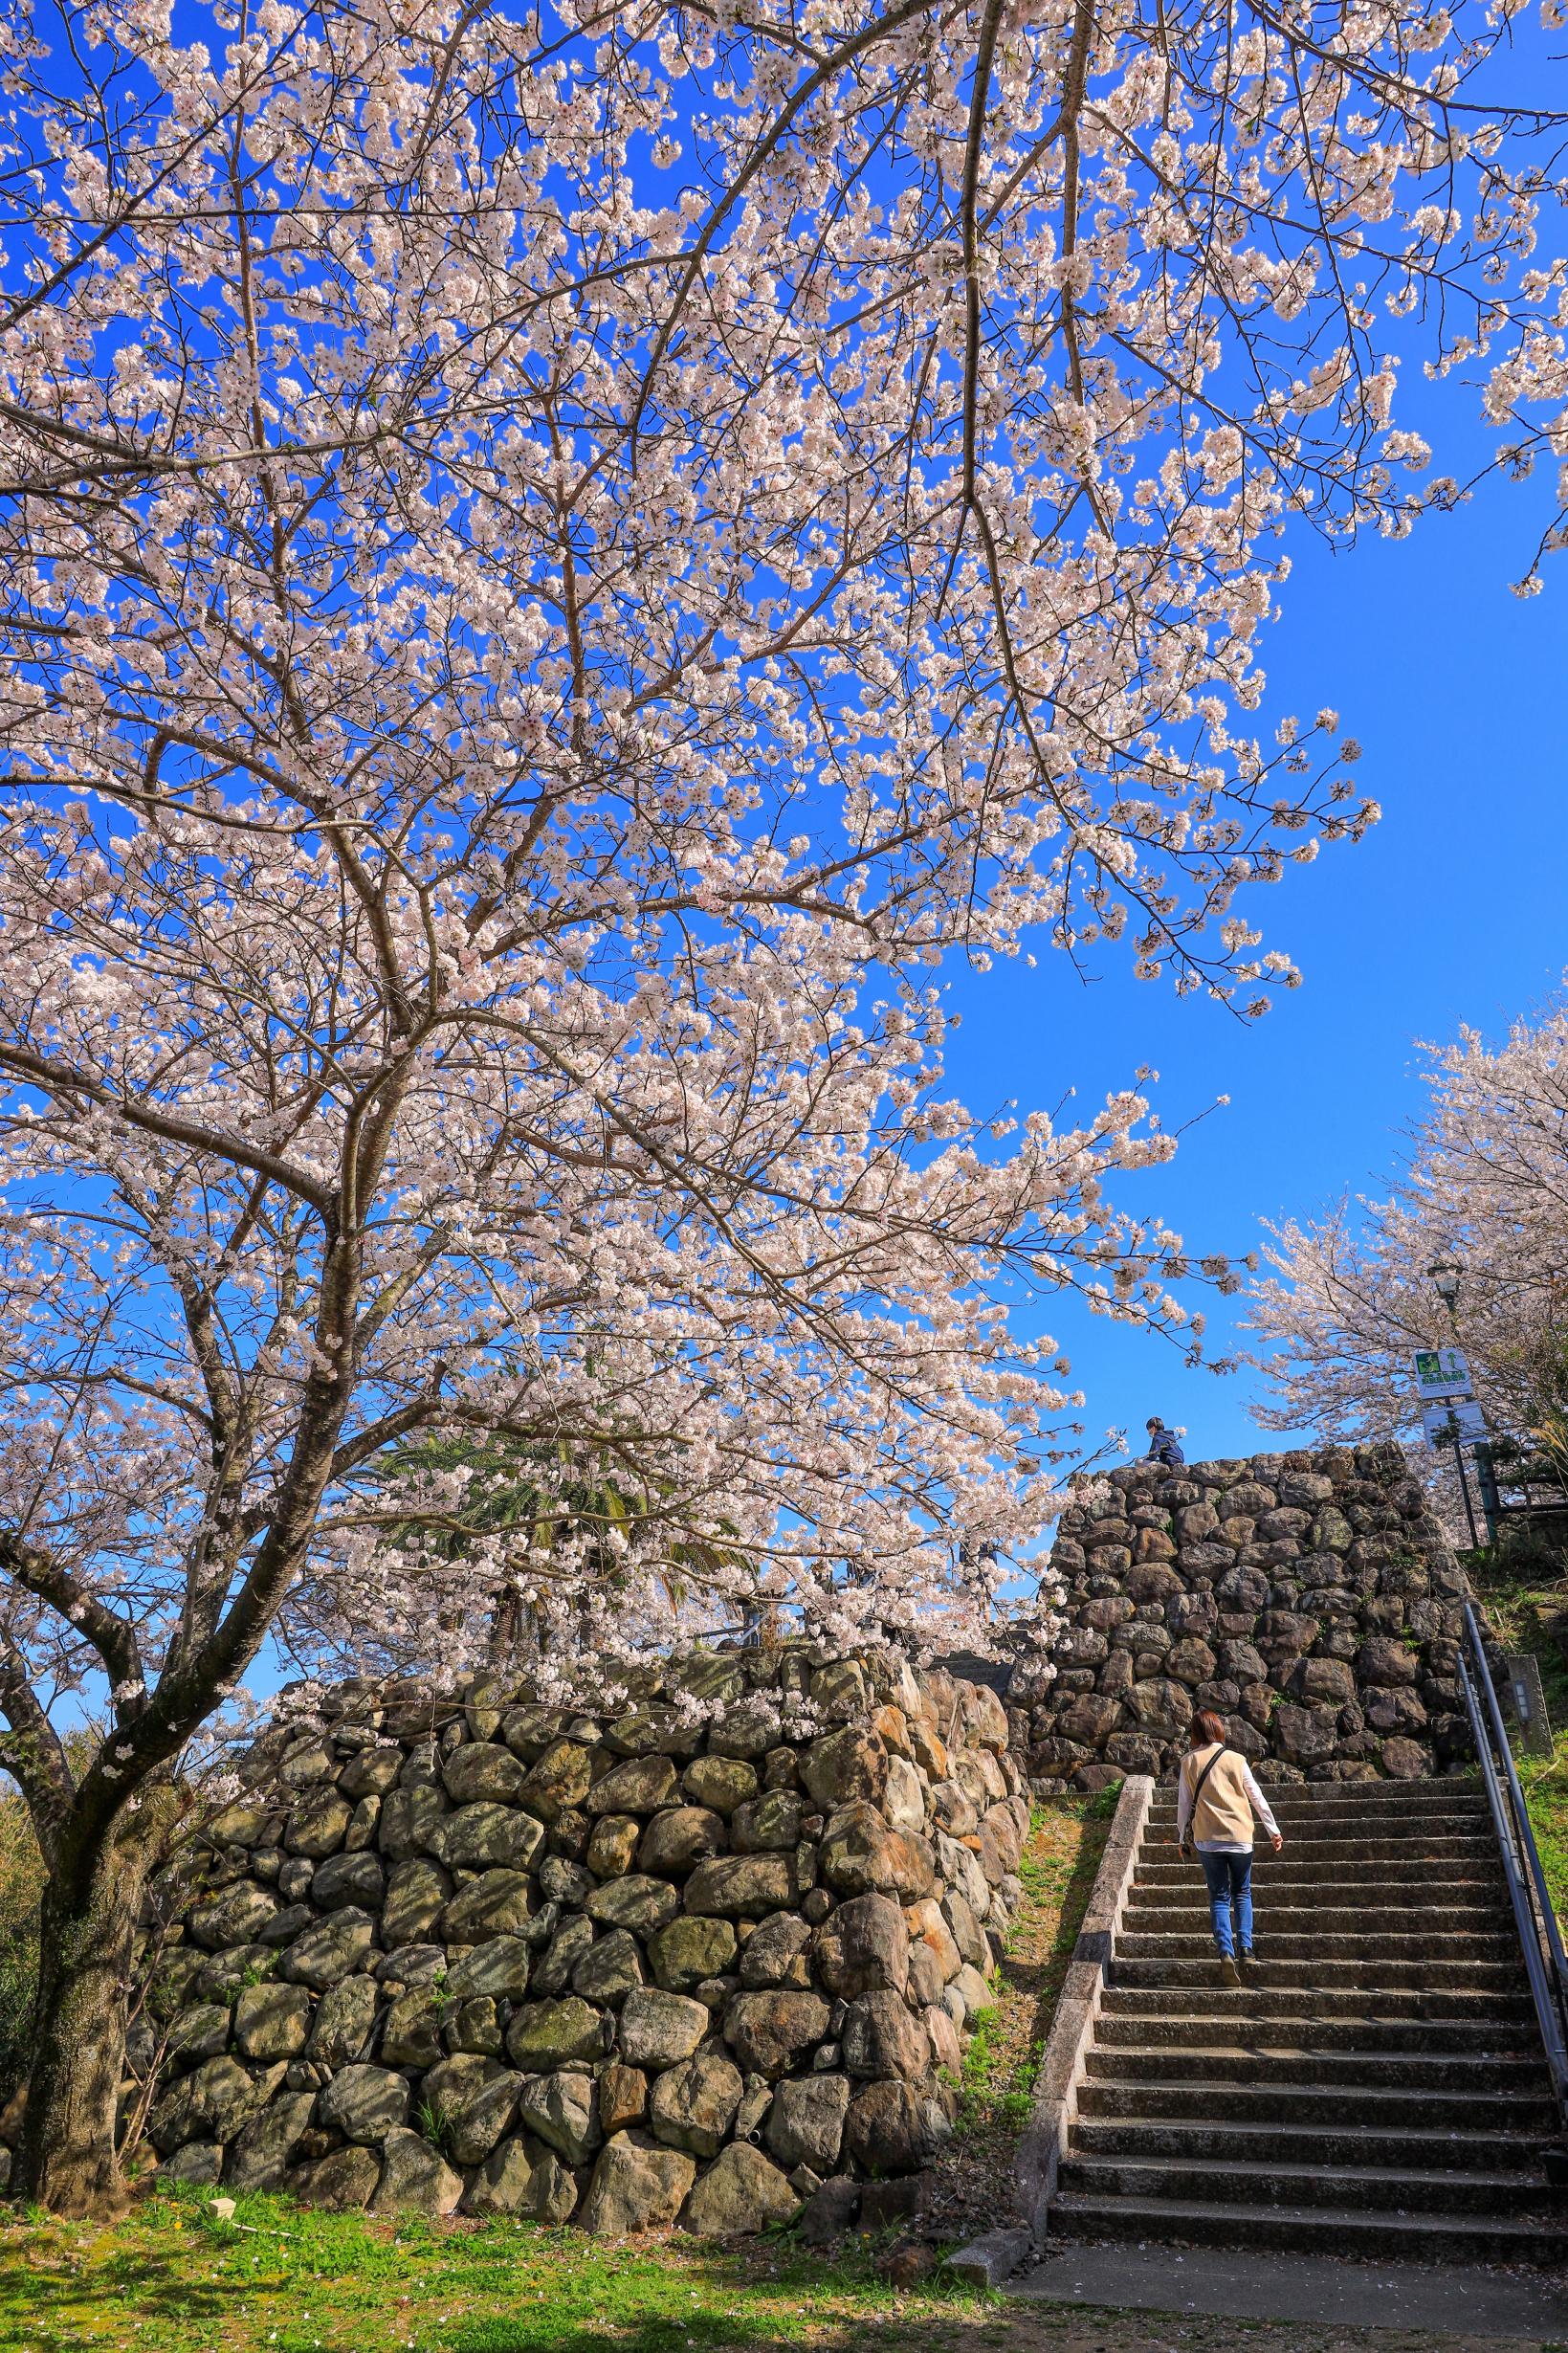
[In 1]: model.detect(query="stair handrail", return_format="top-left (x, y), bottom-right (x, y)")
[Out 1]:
top-left (1458, 1600), bottom-right (1568, 2122)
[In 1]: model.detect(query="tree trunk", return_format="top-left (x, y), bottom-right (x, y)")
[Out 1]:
top-left (15, 1807), bottom-right (158, 2218)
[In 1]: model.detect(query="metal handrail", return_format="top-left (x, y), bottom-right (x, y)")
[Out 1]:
top-left (1458, 1602), bottom-right (1568, 2122)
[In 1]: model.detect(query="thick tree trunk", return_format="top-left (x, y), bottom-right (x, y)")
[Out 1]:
top-left (15, 1809), bottom-right (157, 2218)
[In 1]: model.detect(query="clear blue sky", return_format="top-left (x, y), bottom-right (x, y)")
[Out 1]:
top-left (939, 388), bottom-right (1568, 1473)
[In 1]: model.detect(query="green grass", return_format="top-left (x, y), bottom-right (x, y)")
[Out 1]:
top-left (951, 1794), bottom-right (1114, 2142)
top-left (0, 2187), bottom-right (990, 2353)
top-left (1469, 1549), bottom-right (1568, 1922)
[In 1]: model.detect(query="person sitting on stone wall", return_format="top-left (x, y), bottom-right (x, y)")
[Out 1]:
top-left (1176, 1708), bottom-right (1284, 1988)
top-left (1143, 1416), bottom-right (1185, 1466)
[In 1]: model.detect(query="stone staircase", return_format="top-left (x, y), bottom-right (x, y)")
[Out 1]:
top-left (1051, 1780), bottom-right (1568, 2265)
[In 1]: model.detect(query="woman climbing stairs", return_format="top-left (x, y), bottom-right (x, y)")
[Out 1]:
top-left (1049, 1779), bottom-right (1568, 2265)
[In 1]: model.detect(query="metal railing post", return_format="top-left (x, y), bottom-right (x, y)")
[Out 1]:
top-left (1459, 1605), bottom-right (1568, 2122)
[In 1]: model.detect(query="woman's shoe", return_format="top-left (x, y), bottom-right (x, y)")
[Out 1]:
top-left (1238, 1949), bottom-right (1257, 1975)
top-left (1219, 1957), bottom-right (1242, 1988)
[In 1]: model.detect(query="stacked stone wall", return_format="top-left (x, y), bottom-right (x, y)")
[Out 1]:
top-left (133, 1650), bottom-right (1026, 2233)
top-left (1015, 1442), bottom-right (1474, 1790)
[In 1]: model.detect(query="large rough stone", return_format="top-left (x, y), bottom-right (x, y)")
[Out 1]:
top-left (730, 1789), bottom-right (805, 1853)
top-left (582, 2133), bottom-right (697, 2235)
top-left (818, 1805), bottom-right (935, 1900)
top-left (381, 1985), bottom-right (445, 2069)
top-left (383, 1856), bottom-right (452, 1946)
top-left (810, 1892), bottom-right (909, 1998)
top-left (307, 1966), bottom-right (378, 2061)
top-left (291, 2144), bottom-right (382, 2211)
top-left (533, 1913), bottom-right (595, 1996)
top-left (1358, 1637), bottom-right (1421, 1688)
top-left (573, 1926), bottom-right (645, 2003)
top-left (1272, 1704), bottom-right (1339, 1765)
top-left (516, 2068), bottom-right (602, 2165)
top-left (586, 1874), bottom-right (680, 1933)
top-left (844, 2079), bottom-right (943, 2175)
top-left (738, 1910), bottom-right (813, 1990)
top-left (684, 1854), bottom-right (797, 1919)
top-left (278, 1906), bottom-right (376, 1991)
top-left (648, 1915), bottom-right (738, 1991)
top-left (682, 1756), bottom-right (758, 1814)
top-left (311, 1851), bottom-right (385, 1913)
top-left (800, 1726), bottom-right (889, 1810)
top-left (187, 1882), bottom-right (280, 1950)
top-left (464, 2132), bottom-right (578, 2221)
top-left (518, 1737), bottom-right (594, 1821)
top-left (506, 1996), bottom-right (607, 2068)
top-left (430, 1803), bottom-right (544, 1872)
top-left (318, 2063), bottom-right (410, 2143)
top-left (447, 1934), bottom-right (533, 2002)
top-left (722, 1989), bottom-right (830, 2078)
top-left (586, 1815), bottom-right (641, 1878)
top-left (285, 1789), bottom-right (353, 1859)
top-left (422, 2054), bottom-right (522, 2164)
top-left (638, 1807), bottom-right (726, 1877)
top-left (841, 1989), bottom-right (930, 2081)
top-left (585, 1755), bottom-right (679, 1815)
top-left (617, 1988), bottom-right (709, 2071)
top-left (598, 2061), bottom-right (649, 2136)
top-left (648, 2049), bottom-right (743, 2157)
top-left (232, 1983), bottom-right (311, 2063)
top-left (148, 2056), bottom-right (277, 2154)
top-left (1294, 1655), bottom-right (1358, 1707)
top-left (370, 2126), bottom-right (464, 2216)
top-left (224, 2091), bottom-right (317, 2190)
top-left (442, 1741), bottom-right (530, 1806)
top-left (680, 2142), bottom-right (799, 2238)
top-left (764, 2074), bottom-right (850, 2173)
top-left (442, 1867), bottom-right (535, 1941)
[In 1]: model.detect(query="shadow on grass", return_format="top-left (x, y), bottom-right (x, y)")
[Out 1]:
top-left (0, 2201), bottom-right (1003, 2353)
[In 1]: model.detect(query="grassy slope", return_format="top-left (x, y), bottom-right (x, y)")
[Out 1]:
top-left (1468, 1552), bottom-right (1568, 1922)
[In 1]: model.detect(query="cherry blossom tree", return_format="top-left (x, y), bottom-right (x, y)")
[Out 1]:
top-left (1247, 991), bottom-right (1568, 1460)
top-left (0, 0), bottom-right (1560, 2217)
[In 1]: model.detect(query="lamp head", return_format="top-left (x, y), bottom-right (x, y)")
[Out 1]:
top-left (1425, 1255), bottom-right (1463, 1314)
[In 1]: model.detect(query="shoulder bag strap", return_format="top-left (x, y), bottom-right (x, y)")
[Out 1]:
top-left (1183, 1745), bottom-right (1229, 1844)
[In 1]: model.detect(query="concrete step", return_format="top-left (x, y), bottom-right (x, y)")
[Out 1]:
top-left (1142, 1835), bottom-right (1494, 1854)
top-left (1093, 2018), bottom-right (1548, 2064)
top-left (1145, 1805), bottom-right (1492, 1833)
top-left (1133, 1859), bottom-right (1503, 1888)
top-left (1057, 2151), bottom-right (1554, 2219)
top-left (1116, 1928), bottom-right (1519, 1962)
top-left (1048, 2191), bottom-right (1568, 2268)
top-left (1100, 1983), bottom-right (1538, 2026)
top-left (1077, 2076), bottom-right (1561, 2135)
top-left (1110, 1953), bottom-right (1524, 1991)
top-left (1145, 1794), bottom-right (1488, 1817)
top-left (1122, 1902), bottom-right (1503, 1934)
top-left (1071, 2115), bottom-right (1554, 2174)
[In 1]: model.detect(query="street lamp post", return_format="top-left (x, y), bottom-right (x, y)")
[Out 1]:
top-left (1424, 1256), bottom-right (1483, 1550)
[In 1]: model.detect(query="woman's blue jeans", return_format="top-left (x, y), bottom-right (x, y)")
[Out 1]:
top-left (1199, 1847), bottom-right (1253, 1957)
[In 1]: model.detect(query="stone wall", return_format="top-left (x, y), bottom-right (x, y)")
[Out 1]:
top-left (137, 1650), bottom-right (1027, 2233)
top-left (1014, 1443), bottom-right (1474, 1790)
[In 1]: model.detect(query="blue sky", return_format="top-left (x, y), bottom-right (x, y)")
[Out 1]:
top-left (940, 394), bottom-right (1568, 1474)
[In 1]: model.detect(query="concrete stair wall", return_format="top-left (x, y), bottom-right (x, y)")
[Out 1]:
top-left (1049, 1779), bottom-right (1568, 2265)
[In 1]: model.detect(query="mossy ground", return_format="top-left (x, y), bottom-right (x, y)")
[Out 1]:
top-left (2, 2188), bottom-right (1556, 2353)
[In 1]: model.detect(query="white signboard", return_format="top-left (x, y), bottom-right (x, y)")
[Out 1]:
top-left (1421, 1396), bottom-right (1487, 1446)
top-left (1413, 1346), bottom-right (1472, 1401)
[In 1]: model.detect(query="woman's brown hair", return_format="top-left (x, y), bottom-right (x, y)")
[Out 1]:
top-left (1189, 1709), bottom-right (1227, 1747)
